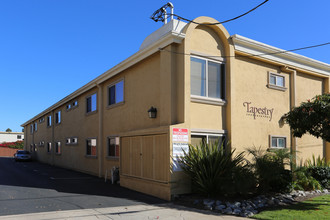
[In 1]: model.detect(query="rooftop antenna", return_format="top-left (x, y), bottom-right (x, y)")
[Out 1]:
top-left (150, 2), bottom-right (174, 25)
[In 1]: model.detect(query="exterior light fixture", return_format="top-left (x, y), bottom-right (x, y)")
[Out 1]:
top-left (148, 106), bottom-right (157, 118)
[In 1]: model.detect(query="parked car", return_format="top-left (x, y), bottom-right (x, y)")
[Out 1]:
top-left (14, 150), bottom-right (32, 161)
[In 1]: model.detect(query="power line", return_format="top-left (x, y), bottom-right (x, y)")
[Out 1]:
top-left (159, 41), bottom-right (330, 59)
top-left (152, 0), bottom-right (269, 25)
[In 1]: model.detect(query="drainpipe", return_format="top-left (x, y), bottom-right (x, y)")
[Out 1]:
top-left (51, 110), bottom-right (55, 166)
top-left (97, 83), bottom-right (103, 178)
top-left (281, 66), bottom-right (297, 165)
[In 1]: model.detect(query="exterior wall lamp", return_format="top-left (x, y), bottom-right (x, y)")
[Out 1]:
top-left (148, 106), bottom-right (157, 118)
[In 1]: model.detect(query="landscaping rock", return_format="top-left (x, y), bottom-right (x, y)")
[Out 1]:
top-left (215, 204), bottom-right (226, 211)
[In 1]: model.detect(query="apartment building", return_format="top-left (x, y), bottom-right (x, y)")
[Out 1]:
top-left (22, 16), bottom-right (330, 200)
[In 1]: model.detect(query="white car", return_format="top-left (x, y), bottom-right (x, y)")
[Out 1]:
top-left (14, 150), bottom-right (32, 161)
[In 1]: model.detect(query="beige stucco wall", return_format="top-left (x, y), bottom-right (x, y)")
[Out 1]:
top-left (231, 57), bottom-right (291, 154)
top-left (295, 72), bottom-right (324, 163)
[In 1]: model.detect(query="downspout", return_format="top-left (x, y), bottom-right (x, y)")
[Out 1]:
top-left (51, 110), bottom-right (55, 165)
top-left (280, 66), bottom-right (297, 165)
top-left (97, 83), bottom-right (103, 178)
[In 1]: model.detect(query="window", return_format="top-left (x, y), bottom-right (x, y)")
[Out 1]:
top-left (270, 136), bottom-right (286, 148)
top-left (72, 137), bottom-right (78, 144)
top-left (268, 72), bottom-right (286, 90)
top-left (86, 93), bottom-right (97, 113)
top-left (34, 122), bottom-right (37, 131)
top-left (55, 142), bottom-right (61, 154)
top-left (17, 135), bottom-right (22, 139)
top-left (86, 138), bottom-right (97, 156)
top-left (191, 133), bottom-right (226, 148)
top-left (66, 104), bottom-right (71, 110)
top-left (107, 137), bottom-right (120, 158)
top-left (47, 115), bottom-right (52, 127)
top-left (39, 141), bottom-right (45, 147)
top-left (191, 57), bottom-right (225, 100)
top-left (55, 111), bottom-right (61, 124)
top-left (72, 100), bottom-right (78, 107)
top-left (39, 117), bottom-right (45, 123)
top-left (30, 124), bottom-right (33, 134)
top-left (66, 138), bottom-right (71, 145)
top-left (47, 142), bottom-right (52, 153)
top-left (108, 80), bottom-right (124, 106)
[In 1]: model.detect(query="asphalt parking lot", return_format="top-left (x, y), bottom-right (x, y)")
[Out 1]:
top-left (0, 157), bottom-right (165, 216)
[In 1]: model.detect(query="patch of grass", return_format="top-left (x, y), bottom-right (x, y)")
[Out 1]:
top-left (252, 195), bottom-right (330, 220)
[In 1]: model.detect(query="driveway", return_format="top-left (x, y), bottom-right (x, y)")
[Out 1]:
top-left (0, 157), bottom-right (248, 219)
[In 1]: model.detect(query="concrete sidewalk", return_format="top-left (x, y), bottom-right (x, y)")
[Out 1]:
top-left (0, 203), bottom-right (249, 220)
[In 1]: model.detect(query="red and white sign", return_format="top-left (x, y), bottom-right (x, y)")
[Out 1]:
top-left (172, 128), bottom-right (189, 142)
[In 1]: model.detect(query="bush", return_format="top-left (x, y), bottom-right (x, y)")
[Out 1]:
top-left (293, 167), bottom-right (322, 191)
top-left (178, 141), bottom-right (255, 197)
top-left (247, 147), bottom-right (293, 193)
top-left (308, 167), bottom-right (330, 189)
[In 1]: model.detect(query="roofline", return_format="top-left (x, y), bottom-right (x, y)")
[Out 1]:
top-left (231, 34), bottom-right (330, 76)
top-left (21, 25), bottom-right (185, 127)
top-left (0, 132), bottom-right (24, 135)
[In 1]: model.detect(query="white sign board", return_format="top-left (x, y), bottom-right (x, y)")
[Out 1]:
top-left (172, 143), bottom-right (189, 172)
top-left (172, 128), bottom-right (189, 142)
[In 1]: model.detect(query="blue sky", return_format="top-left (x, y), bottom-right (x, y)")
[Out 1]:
top-left (0, 0), bottom-right (329, 132)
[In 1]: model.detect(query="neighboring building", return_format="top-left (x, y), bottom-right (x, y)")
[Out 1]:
top-left (21, 16), bottom-right (330, 200)
top-left (0, 131), bottom-right (24, 143)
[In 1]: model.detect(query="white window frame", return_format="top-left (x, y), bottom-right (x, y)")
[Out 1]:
top-left (191, 130), bottom-right (226, 148)
top-left (267, 72), bottom-right (287, 91)
top-left (269, 135), bottom-right (287, 149)
top-left (190, 56), bottom-right (226, 105)
top-left (71, 137), bottom-right (78, 145)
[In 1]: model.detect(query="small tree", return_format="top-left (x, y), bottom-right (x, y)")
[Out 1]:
top-left (6, 128), bottom-right (12, 132)
top-left (284, 93), bottom-right (330, 142)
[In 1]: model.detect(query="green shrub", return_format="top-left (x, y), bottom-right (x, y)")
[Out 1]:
top-left (293, 167), bottom-right (322, 190)
top-left (247, 147), bottom-right (292, 193)
top-left (178, 141), bottom-right (254, 197)
top-left (308, 167), bottom-right (330, 189)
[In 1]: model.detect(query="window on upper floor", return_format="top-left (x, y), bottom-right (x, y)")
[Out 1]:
top-left (108, 80), bottom-right (124, 106)
top-left (268, 72), bottom-right (286, 91)
top-left (72, 100), bottom-right (78, 108)
top-left (270, 135), bottom-right (286, 149)
top-left (190, 57), bottom-right (225, 102)
top-left (86, 93), bottom-right (97, 113)
top-left (34, 122), bottom-right (37, 131)
top-left (107, 136), bottom-right (120, 158)
top-left (47, 115), bottom-right (52, 127)
top-left (39, 117), bottom-right (45, 123)
top-left (66, 104), bottom-right (71, 110)
top-left (55, 111), bottom-right (61, 124)
top-left (30, 125), bottom-right (33, 134)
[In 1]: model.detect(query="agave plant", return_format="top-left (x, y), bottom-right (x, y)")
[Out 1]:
top-left (178, 141), bottom-right (252, 196)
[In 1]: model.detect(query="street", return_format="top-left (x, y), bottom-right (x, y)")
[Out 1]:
top-left (0, 157), bottom-right (164, 216)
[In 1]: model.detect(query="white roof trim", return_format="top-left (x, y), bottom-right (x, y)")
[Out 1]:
top-left (231, 34), bottom-right (330, 76)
